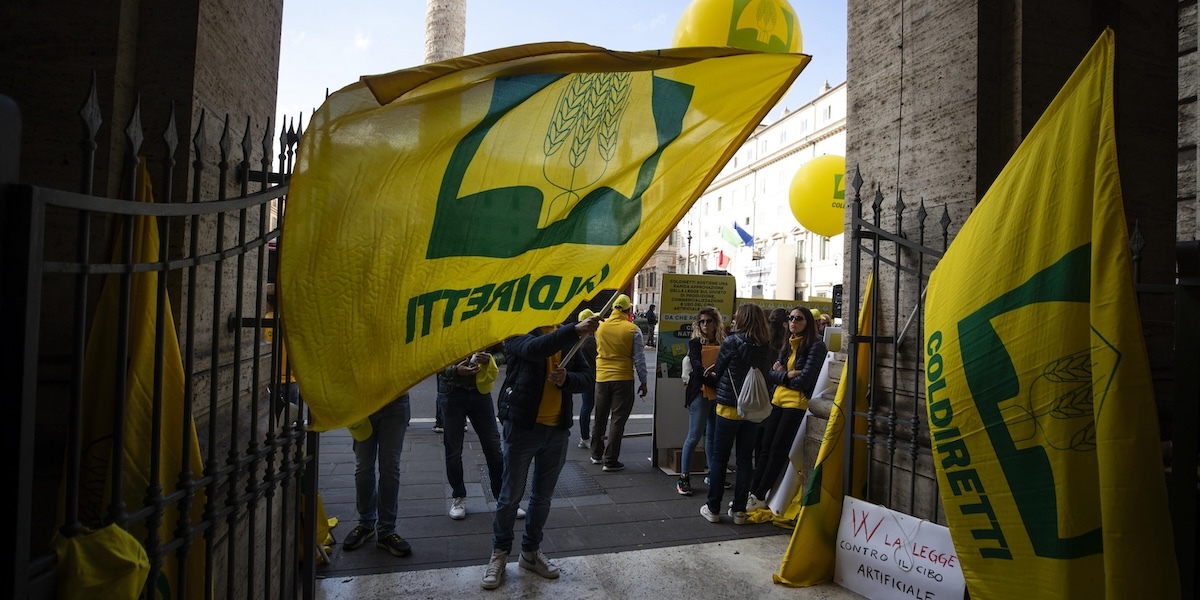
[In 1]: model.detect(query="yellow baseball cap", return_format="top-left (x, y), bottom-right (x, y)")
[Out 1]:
top-left (612, 294), bottom-right (632, 311)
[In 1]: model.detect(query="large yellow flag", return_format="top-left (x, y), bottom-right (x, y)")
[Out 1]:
top-left (923, 29), bottom-right (1178, 598)
top-left (60, 159), bottom-right (207, 600)
top-left (775, 274), bottom-right (873, 586)
top-left (281, 43), bottom-right (809, 430)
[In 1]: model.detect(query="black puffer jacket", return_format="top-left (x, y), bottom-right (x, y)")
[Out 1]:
top-left (767, 338), bottom-right (829, 399)
top-left (703, 332), bottom-right (775, 409)
top-left (497, 324), bottom-right (592, 430)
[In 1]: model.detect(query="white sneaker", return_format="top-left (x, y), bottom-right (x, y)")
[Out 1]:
top-left (700, 504), bottom-right (720, 523)
top-left (449, 497), bottom-right (467, 520)
top-left (517, 507), bottom-right (527, 519)
top-left (727, 508), bottom-right (748, 525)
top-left (746, 494), bottom-right (766, 513)
top-left (577, 438), bottom-right (589, 449)
top-left (481, 549), bottom-right (508, 590)
top-left (519, 549), bottom-right (560, 579)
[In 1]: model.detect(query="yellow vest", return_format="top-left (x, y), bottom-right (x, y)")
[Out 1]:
top-left (771, 336), bottom-right (809, 410)
top-left (595, 313), bottom-right (637, 383)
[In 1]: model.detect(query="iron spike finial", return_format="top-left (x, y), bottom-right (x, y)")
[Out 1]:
top-left (80, 71), bottom-right (102, 142)
top-left (193, 109), bottom-right (208, 158)
top-left (218, 113), bottom-right (231, 164)
top-left (240, 116), bottom-right (252, 167)
top-left (164, 103), bottom-right (179, 161)
top-left (851, 164), bottom-right (863, 192)
top-left (124, 95), bottom-right (143, 157)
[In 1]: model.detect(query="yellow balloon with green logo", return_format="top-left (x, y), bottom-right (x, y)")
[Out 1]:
top-left (789, 155), bottom-right (845, 237)
top-left (672, 0), bottom-right (803, 54)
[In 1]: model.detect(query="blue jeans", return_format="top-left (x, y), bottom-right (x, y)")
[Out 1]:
top-left (577, 385), bottom-right (595, 440)
top-left (439, 386), bottom-right (504, 499)
top-left (353, 395), bottom-right (409, 537)
top-left (706, 413), bottom-right (759, 513)
top-left (680, 394), bottom-right (714, 475)
top-left (492, 421), bottom-right (569, 553)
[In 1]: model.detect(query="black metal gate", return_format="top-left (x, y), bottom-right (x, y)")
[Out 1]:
top-left (843, 167), bottom-right (1199, 595)
top-left (3, 79), bottom-right (318, 599)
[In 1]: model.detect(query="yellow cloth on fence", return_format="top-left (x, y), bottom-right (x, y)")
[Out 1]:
top-left (53, 524), bottom-right (149, 599)
top-left (60, 158), bottom-right (207, 600)
top-left (923, 29), bottom-right (1178, 599)
top-left (279, 42), bottom-right (809, 430)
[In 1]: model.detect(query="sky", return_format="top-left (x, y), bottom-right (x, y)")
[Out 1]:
top-left (275, 0), bottom-right (847, 131)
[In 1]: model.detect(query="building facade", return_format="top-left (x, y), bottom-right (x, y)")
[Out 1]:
top-left (634, 81), bottom-right (848, 311)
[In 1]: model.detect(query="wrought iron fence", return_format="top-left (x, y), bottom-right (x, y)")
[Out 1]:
top-left (3, 77), bottom-right (318, 599)
top-left (843, 167), bottom-right (949, 522)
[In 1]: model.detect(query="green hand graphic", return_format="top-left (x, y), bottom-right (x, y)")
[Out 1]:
top-left (957, 243), bottom-right (1104, 559)
top-left (426, 72), bottom-right (693, 259)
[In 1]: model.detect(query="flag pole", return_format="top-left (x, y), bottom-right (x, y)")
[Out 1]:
top-left (559, 292), bottom-right (617, 365)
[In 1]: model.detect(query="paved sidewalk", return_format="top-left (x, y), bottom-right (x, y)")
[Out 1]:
top-left (313, 351), bottom-right (863, 598)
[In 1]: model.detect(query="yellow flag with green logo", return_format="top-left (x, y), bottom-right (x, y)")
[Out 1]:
top-left (775, 274), bottom-right (873, 586)
top-left (923, 29), bottom-right (1178, 598)
top-left (280, 43), bottom-right (809, 430)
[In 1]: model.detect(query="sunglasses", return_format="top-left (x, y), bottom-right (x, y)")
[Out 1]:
top-left (698, 318), bottom-right (715, 324)
top-left (786, 315), bottom-right (804, 322)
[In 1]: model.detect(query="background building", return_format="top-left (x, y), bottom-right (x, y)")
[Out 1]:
top-left (634, 81), bottom-right (847, 311)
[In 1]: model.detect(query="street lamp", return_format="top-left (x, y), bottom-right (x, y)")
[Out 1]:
top-left (686, 229), bottom-right (692, 274)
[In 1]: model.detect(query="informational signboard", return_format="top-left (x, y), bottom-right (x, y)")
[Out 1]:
top-left (652, 273), bottom-right (735, 471)
top-left (835, 497), bottom-right (966, 600)
top-left (738, 296), bottom-right (832, 318)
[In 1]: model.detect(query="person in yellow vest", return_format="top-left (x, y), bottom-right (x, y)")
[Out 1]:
top-left (481, 314), bottom-right (600, 590)
top-left (589, 294), bottom-right (649, 472)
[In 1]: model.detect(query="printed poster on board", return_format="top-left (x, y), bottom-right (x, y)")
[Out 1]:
top-left (835, 497), bottom-right (965, 600)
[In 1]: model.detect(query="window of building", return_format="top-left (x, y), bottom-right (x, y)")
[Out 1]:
top-left (717, 196), bottom-right (722, 211)
top-left (820, 236), bottom-right (829, 260)
top-left (796, 238), bottom-right (806, 263)
top-left (760, 139), bottom-right (768, 153)
top-left (779, 130), bottom-right (787, 144)
top-left (799, 119), bottom-right (808, 133)
top-left (704, 201), bottom-right (709, 215)
top-left (823, 105), bottom-right (833, 121)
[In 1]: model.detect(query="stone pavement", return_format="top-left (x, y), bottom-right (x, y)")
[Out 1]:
top-left (313, 350), bottom-right (863, 598)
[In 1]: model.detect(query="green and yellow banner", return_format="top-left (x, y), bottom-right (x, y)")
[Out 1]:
top-left (775, 274), bottom-right (873, 586)
top-left (281, 43), bottom-right (809, 430)
top-left (923, 29), bottom-right (1178, 598)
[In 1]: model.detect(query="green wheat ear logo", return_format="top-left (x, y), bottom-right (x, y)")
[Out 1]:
top-left (833, 173), bottom-right (845, 200)
top-left (426, 71), bottom-right (693, 259)
top-left (731, 0), bottom-right (794, 51)
top-left (542, 72), bottom-right (632, 227)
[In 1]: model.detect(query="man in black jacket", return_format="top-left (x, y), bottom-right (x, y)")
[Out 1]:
top-left (481, 315), bottom-right (599, 590)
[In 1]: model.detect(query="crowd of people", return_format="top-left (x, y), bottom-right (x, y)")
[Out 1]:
top-left (286, 288), bottom-right (832, 590)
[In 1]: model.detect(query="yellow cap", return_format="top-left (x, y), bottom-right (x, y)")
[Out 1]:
top-left (612, 294), bottom-right (632, 311)
top-left (578, 308), bottom-right (596, 321)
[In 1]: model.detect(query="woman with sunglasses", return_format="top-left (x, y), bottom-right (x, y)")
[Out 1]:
top-left (698, 303), bottom-right (774, 524)
top-left (746, 307), bottom-right (829, 511)
top-left (675, 306), bottom-right (727, 496)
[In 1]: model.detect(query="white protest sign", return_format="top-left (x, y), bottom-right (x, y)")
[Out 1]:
top-left (835, 497), bottom-right (965, 600)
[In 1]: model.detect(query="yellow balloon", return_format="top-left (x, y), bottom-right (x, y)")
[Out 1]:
top-left (672, 0), bottom-right (803, 54)
top-left (789, 155), bottom-right (846, 237)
